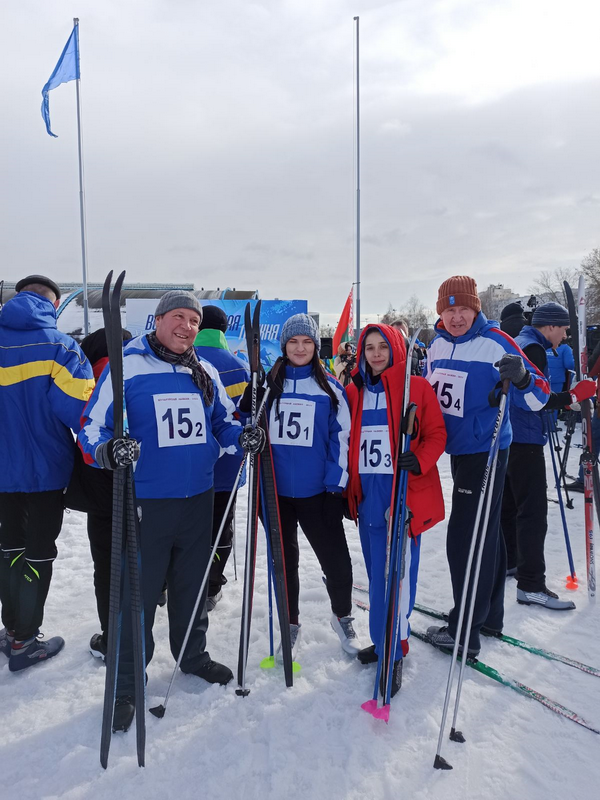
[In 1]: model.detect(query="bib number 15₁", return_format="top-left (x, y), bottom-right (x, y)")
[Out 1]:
top-left (428, 368), bottom-right (467, 418)
top-left (269, 398), bottom-right (315, 448)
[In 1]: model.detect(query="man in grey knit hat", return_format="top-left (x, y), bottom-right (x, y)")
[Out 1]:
top-left (501, 302), bottom-right (596, 610)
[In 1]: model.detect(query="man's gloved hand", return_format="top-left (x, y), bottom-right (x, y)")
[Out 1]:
top-left (494, 354), bottom-right (530, 389)
top-left (570, 378), bottom-right (597, 404)
top-left (239, 424), bottom-right (266, 455)
top-left (96, 438), bottom-right (140, 470)
top-left (397, 451), bottom-right (421, 474)
top-left (239, 384), bottom-right (266, 414)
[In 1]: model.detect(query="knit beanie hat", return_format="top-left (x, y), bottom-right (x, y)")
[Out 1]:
top-left (532, 302), bottom-right (570, 327)
top-left (436, 276), bottom-right (481, 315)
top-left (500, 302), bottom-right (525, 322)
top-left (280, 313), bottom-right (320, 352)
top-left (15, 274), bottom-right (61, 300)
top-left (155, 290), bottom-right (203, 320)
top-left (199, 305), bottom-right (228, 332)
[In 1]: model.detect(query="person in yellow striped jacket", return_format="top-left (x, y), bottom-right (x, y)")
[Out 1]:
top-left (0, 275), bottom-right (94, 672)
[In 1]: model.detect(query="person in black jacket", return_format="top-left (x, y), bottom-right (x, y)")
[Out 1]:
top-left (500, 302), bottom-right (528, 339)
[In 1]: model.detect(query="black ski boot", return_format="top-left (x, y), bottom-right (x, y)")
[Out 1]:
top-left (90, 633), bottom-right (107, 660)
top-left (357, 644), bottom-right (378, 664)
top-left (112, 695), bottom-right (135, 733)
top-left (192, 658), bottom-right (233, 685)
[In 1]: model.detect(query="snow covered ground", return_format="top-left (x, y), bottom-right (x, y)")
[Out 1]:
top-left (1, 439), bottom-right (598, 800)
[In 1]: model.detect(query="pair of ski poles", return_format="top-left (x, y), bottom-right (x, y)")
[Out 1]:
top-left (150, 390), bottom-right (270, 719)
top-left (434, 381), bottom-right (509, 771)
top-left (544, 412), bottom-right (577, 589)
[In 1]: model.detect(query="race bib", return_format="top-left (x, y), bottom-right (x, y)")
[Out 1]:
top-left (428, 368), bottom-right (467, 418)
top-left (359, 426), bottom-right (394, 474)
top-left (269, 398), bottom-right (315, 448)
top-left (153, 393), bottom-right (207, 447)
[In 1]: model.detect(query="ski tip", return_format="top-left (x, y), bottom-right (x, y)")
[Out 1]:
top-left (149, 705), bottom-right (165, 719)
top-left (566, 575), bottom-right (579, 591)
top-left (260, 656), bottom-right (275, 669)
top-left (449, 727), bottom-right (466, 743)
top-left (235, 688), bottom-right (251, 697)
top-left (292, 661), bottom-right (301, 674)
top-left (433, 754), bottom-right (453, 771)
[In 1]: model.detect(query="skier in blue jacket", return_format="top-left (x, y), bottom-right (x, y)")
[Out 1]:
top-left (80, 290), bottom-right (263, 732)
top-left (0, 275), bottom-right (94, 672)
top-left (424, 276), bottom-right (551, 657)
top-left (244, 313), bottom-right (358, 658)
top-left (194, 305), bottom-right (250, 609)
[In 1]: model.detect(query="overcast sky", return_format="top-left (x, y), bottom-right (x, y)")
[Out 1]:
top-left (1, 0), bottom-right (599, 327)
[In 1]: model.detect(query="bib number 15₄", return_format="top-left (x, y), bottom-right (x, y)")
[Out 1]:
top-left (428, 368), bottom-right (467, 418)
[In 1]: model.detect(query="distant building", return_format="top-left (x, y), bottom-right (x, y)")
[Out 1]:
top-left (478, 284), bottom-right (519, 321)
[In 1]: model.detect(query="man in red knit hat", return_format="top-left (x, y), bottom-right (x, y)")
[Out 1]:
top-left (424, 276), bottom-right (550, 657)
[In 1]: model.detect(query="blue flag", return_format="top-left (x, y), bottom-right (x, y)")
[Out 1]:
top-left (41, 24), bottom-right (80, 137)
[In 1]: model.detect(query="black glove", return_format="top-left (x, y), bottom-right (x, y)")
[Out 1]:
top-left (397, 451), bottom-right (421, 474)
top-left (239, 424), bottom-right (266, 455)
top-left (239, 384), bottom-right (266, 414)
top-left (96, 438), bottom-right (140, 470)
top-left (494, 354), bottom-right (530, 389)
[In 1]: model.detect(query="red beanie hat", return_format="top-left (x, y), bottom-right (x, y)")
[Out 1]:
top-left (436, 275), bottom-right (481, 315)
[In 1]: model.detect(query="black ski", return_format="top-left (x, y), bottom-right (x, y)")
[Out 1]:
top-left (258, 416), bottom-right (294, 686)
top-left (100, 271), bottom-right (146, 768)
top-left (236, 301), bottom-right (263, 696)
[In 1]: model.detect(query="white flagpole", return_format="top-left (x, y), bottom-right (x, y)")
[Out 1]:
top-left (73, 17), bottom-right (90, 336)
top-left (354, 16), bottom-right (361, 343)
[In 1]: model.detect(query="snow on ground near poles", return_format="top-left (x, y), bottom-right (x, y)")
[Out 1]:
top-left (1, 440), bottom-right (598, 800)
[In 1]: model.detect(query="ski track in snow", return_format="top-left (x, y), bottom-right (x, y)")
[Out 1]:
top-left (1, 443), bottom-right (598, 799)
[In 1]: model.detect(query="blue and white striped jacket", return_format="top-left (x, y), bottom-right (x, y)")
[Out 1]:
top-left (79, 335), bottom-right (242, 499)
top-left (268, 363), bottom-right (350, 498)
top-left (425, 312), bottom-right (550, 455)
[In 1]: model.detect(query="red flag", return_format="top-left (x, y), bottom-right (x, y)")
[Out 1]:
top-left (332, 288), bottom-right (354, 355)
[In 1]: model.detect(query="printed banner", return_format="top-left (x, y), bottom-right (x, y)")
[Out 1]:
top-left (125, 298), bottom-right (308, 369)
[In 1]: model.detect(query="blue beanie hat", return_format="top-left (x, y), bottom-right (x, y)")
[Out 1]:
top-left (280, 313), bottom-right (320, 352)
top-left (532, 302), bottom-right (570, 328)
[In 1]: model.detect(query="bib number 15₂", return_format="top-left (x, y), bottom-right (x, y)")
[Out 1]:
top-left (153, 393), bottom-right (207, 447)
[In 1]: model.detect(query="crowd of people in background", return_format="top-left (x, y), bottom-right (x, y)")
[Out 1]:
top-left (1, 271), bottom-right (596, 733)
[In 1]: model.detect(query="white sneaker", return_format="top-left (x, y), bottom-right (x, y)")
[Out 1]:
top-left (276, 623), bottom-right (301, 663)
top-left (331, 614), bottom-right (361, 654)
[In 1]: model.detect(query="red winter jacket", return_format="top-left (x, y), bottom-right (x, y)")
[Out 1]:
top-left (346, 324), bottom-right (446, 536)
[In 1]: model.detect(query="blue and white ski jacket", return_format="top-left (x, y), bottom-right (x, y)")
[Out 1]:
top-left (195, 328), bottom-right (250, 492)
top-left (511, 325), bottom-right (553, 446)
top-left (79, 335), bottom-right (242, 499)
top-left (0, 292), bottom-right (94, 493)
top-left (425, 312), bottom-right (550, 455)
top-left (268, 363), bottom-right (351, 498)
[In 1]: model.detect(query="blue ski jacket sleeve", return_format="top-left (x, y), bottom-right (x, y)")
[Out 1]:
top-left (268, 363), bottom-right (350, 498)
top-left (79, 335), bottom-right (242, 499)
top-left (424, 312), bottom-right (550, 455)
top-left (0, 292), bottom-right (95, 492)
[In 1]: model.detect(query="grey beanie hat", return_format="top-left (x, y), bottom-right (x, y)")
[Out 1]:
top-left (155, 290), bottom-right (203, 320)
top-left (280, 313), bottom-right (320, 352)
top-left (532, 302), bottom-right (570, 328)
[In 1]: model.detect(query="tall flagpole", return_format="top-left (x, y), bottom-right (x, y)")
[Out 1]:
top-left (73, 17), bottom-right (90, 335)
top-left (354, 16), bottom-right (361, 343)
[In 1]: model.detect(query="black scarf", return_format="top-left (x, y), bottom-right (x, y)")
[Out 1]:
top-left (147, 331), bottom-right (214, 406)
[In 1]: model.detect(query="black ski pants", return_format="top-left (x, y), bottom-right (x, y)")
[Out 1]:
top-left (446, 449), bottom-right (508, 652)
top-left (208, 490), bottom-right (236, 598)
top-left (501, 442), bottom-right (548, 592)
top-left (0, 490), bottom-right (64, 640)
top-left (278, 492), bottom-right (353, 623)
top-left (117, 489), bottom-right (215, 696)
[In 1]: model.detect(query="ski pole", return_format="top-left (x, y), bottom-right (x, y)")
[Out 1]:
top-left (232, 504), bottom-right (238, 581)
top-left (433, 381), bottom-right (509, 771)
top-left (548, 414), bottom-right (573, 510)
top-left (149, 455), bottom-right (248, 719)
top-left (259, 482), bottom-right (276, 668)
top-left (544, 412), bottom-right (577, 588)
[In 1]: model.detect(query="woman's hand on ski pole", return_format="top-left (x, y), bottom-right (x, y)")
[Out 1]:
top-left (397, 451), bottom-right (421, 474)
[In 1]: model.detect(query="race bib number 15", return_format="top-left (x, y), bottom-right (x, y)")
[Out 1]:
top-left (153, 393), bottom-right (207, 447)
top-left (428, 368), bottom-right (467, 418)
top-left (269, 398), bottom-right (315, 448)
top-left (359, 426), bottom-right (394, 474)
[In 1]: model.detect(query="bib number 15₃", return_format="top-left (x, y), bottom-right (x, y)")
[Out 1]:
top-left (359, 426), bottom-right (393, 474)
top-left (428, 368), bottom-right (467, 418)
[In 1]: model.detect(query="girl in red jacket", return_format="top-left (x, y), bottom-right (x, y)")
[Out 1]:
top-left (346, 324), bottom-right (446, 695)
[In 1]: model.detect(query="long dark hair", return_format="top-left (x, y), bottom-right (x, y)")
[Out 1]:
top-left (270, 351), bottom-right (339, 413)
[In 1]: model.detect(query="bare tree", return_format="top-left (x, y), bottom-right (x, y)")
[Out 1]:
top-left (581, 249), bottom-right (600, 323)
top-left (380, 302), bottom-right (398, 325)
top-left (320, 324), bottom-right (335, 338)
top-left (529, 267), bottom-right (578, 306)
